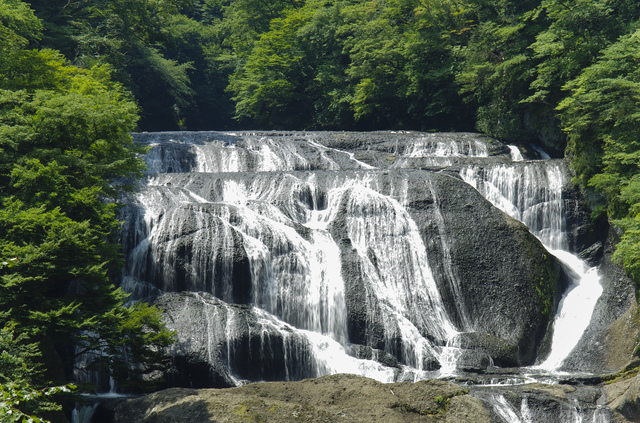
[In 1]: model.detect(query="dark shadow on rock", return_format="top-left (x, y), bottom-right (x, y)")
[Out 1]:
top-left (111, 388), bottom-right (212, 423)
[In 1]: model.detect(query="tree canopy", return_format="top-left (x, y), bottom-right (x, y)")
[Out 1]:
top-left (1, 1), bottom-right (174, 420)
top-left (16, 0), bottom-right (640, 138)
top-left (558, 25), bottom-right (640, 280)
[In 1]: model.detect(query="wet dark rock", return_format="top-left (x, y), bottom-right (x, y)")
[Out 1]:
top-left (562, 183), bottom-right (608, 263)
top-left (579, 241), bottom-right (604, 264)
top-left (350, 345), bottom-right (401, 369)
top-left (456, 350), bottom-right (492, 374)
top-left (152, 292), bottom-right (318, 388)
top-left (422, 173), bottom-right (570, 366)
top-left (471, 383), bottom-right (610, 423)
top-left (523, 107), bottom-right (567, 158)
top-left (454, 333), bottom-right (519, 368)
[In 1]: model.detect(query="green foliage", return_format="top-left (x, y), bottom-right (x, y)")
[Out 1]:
top-left (0, 328), bottom-right (70, 423)
top-left (0, 0), bottom-right (42, 52)
top-left (456, 1), bottom-right (541, 140)
top-left (613, 216), bottom-right (640, 283)
top-left (341, 0), bottom-right (469, 129)
top-left (75, 301), bottom-right (176, 391)
top-left (558, 28), bottom-right (640, 208)
top-left (10, 0), bottom-right (637, 137)
top-left (228, 0), bottom-right (472, 130)
top-left (24, 0), bottom-right (207, 129)
top-left (526, 0), bottom-right (640, 106)
top-left (558, 27), bottom-right (640, 281)
top-left (433, 394), bottom-right (450, 413)
top-left (0, 3), bottom-right (175, 418)
top-left (228, 1), bottom-right (318, 127)
top-left (0, 258), bottom-right (18, 269)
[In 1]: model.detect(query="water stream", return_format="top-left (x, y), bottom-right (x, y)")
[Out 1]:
top-left (93, 131), bottom-right (612, 421)
top-left (461, 159), bottom-right (604, 370)
top-left (536, 250), bottom-right (602, 371)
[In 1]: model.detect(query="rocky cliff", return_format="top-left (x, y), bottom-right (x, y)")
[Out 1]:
top-left (84, 130), bottom-right (639, 422)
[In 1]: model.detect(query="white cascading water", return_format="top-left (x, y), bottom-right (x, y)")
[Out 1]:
top-left (492, 394), bottom-right (524, 423)
top-left (342, 184), bottom-right (459, 370)
top-left (406, 136), bottom-right (488, 158)
top-left (70, 133), bottom-right (616, 423)
top-left (119, 134), bottom-right (604, 387)
top-left (123, 134), bottom-right (469, 383)
top-left (71, 404), bottom-right (97, 423)
top-left (391, 133), bottom-right (490, 168)
top-left (481, 392), bottom-right (609, 423)
top-left (461, 151), bottom-right (604, 371)
top-left (461, 163), bottom-right (567, 250)
top-left (531, 144), bottom-right (552, 160)
top-left (508, 145), bottom-right (524, 162)
top-left (303, 330), bottom-right (398, 381)
top-left (305, 138), bottom-right (376, 170)
top-left (536, 251), bottom-right (602, 370)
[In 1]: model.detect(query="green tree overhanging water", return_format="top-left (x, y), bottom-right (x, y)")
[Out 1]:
top-left (1, 1), bottom-right (174, 420)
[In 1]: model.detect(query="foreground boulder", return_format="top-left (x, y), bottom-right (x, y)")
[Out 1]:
top-left (94, 374), bottom-right (613, 423)
top-left (112, 374), bottom-right (489, 423)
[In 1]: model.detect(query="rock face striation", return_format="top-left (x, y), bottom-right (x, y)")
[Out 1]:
top-left (114, 131), bottom-right (591, 388)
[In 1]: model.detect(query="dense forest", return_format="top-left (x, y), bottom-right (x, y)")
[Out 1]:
top-left (2, 0), bottom-right (640, 421)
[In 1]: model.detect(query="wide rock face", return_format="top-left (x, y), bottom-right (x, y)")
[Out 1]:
top-left (111, 374), bottom-right (490, 423)
top-left (419, 172), bottom-right (568, 365)
top-left (103, 374), bottom-right (610, 423)
top-left (154, 292), bottom-right (317, 388)
top-left (118, 131), bottom-right (586, 387)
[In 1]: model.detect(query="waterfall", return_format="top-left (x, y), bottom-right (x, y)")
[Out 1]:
top-left (461, 161), bottom-right (604, 370)
top-left (340, 185), bottom-right (457, 347)
top-left (491, 394), bottom-right (524, 423)
top-left (536, 252), bottom-right (602, 370)
top-left (461, 162), bottom-right (567, 250)
top-left (71, 404), bottom-right (97, 423)
top-left (508, 145), bottom-right (524, 162)
top-left (405, 135), bottom-right (489, 158)
top-left (304, 330), bottom-right (399, 381)
top-left (477, 391), bottom-right (611, 423)
top-left (392, 132), bottom-right (491, 168)
top-left (531, 144), bottom-right (552, 160)
top-left (115, 131), bottom-right (604, 389)
top-left (121, 132), bottom-right (484, 384)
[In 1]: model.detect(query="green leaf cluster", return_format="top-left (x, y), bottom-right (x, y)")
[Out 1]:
top-left (557, 27), bottom-right (640, 281)
top-left (0, 328), bottom-right (68, 423)
top-left (0, 2), bottom-right (175, 419)
top-left (11, 0), bottom-right (638, 137)
top-left (214, 0), bottom-right (638, 136)
top-left (228, 0), bottom-right (471, 130)
top-left (24, 0), bottom-right (217, 129)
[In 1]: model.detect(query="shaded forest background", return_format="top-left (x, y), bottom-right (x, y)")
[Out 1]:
top-left (22, 1), bottom-right (639, 138)
top-left (3, 0), bottom-right (640, 421)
